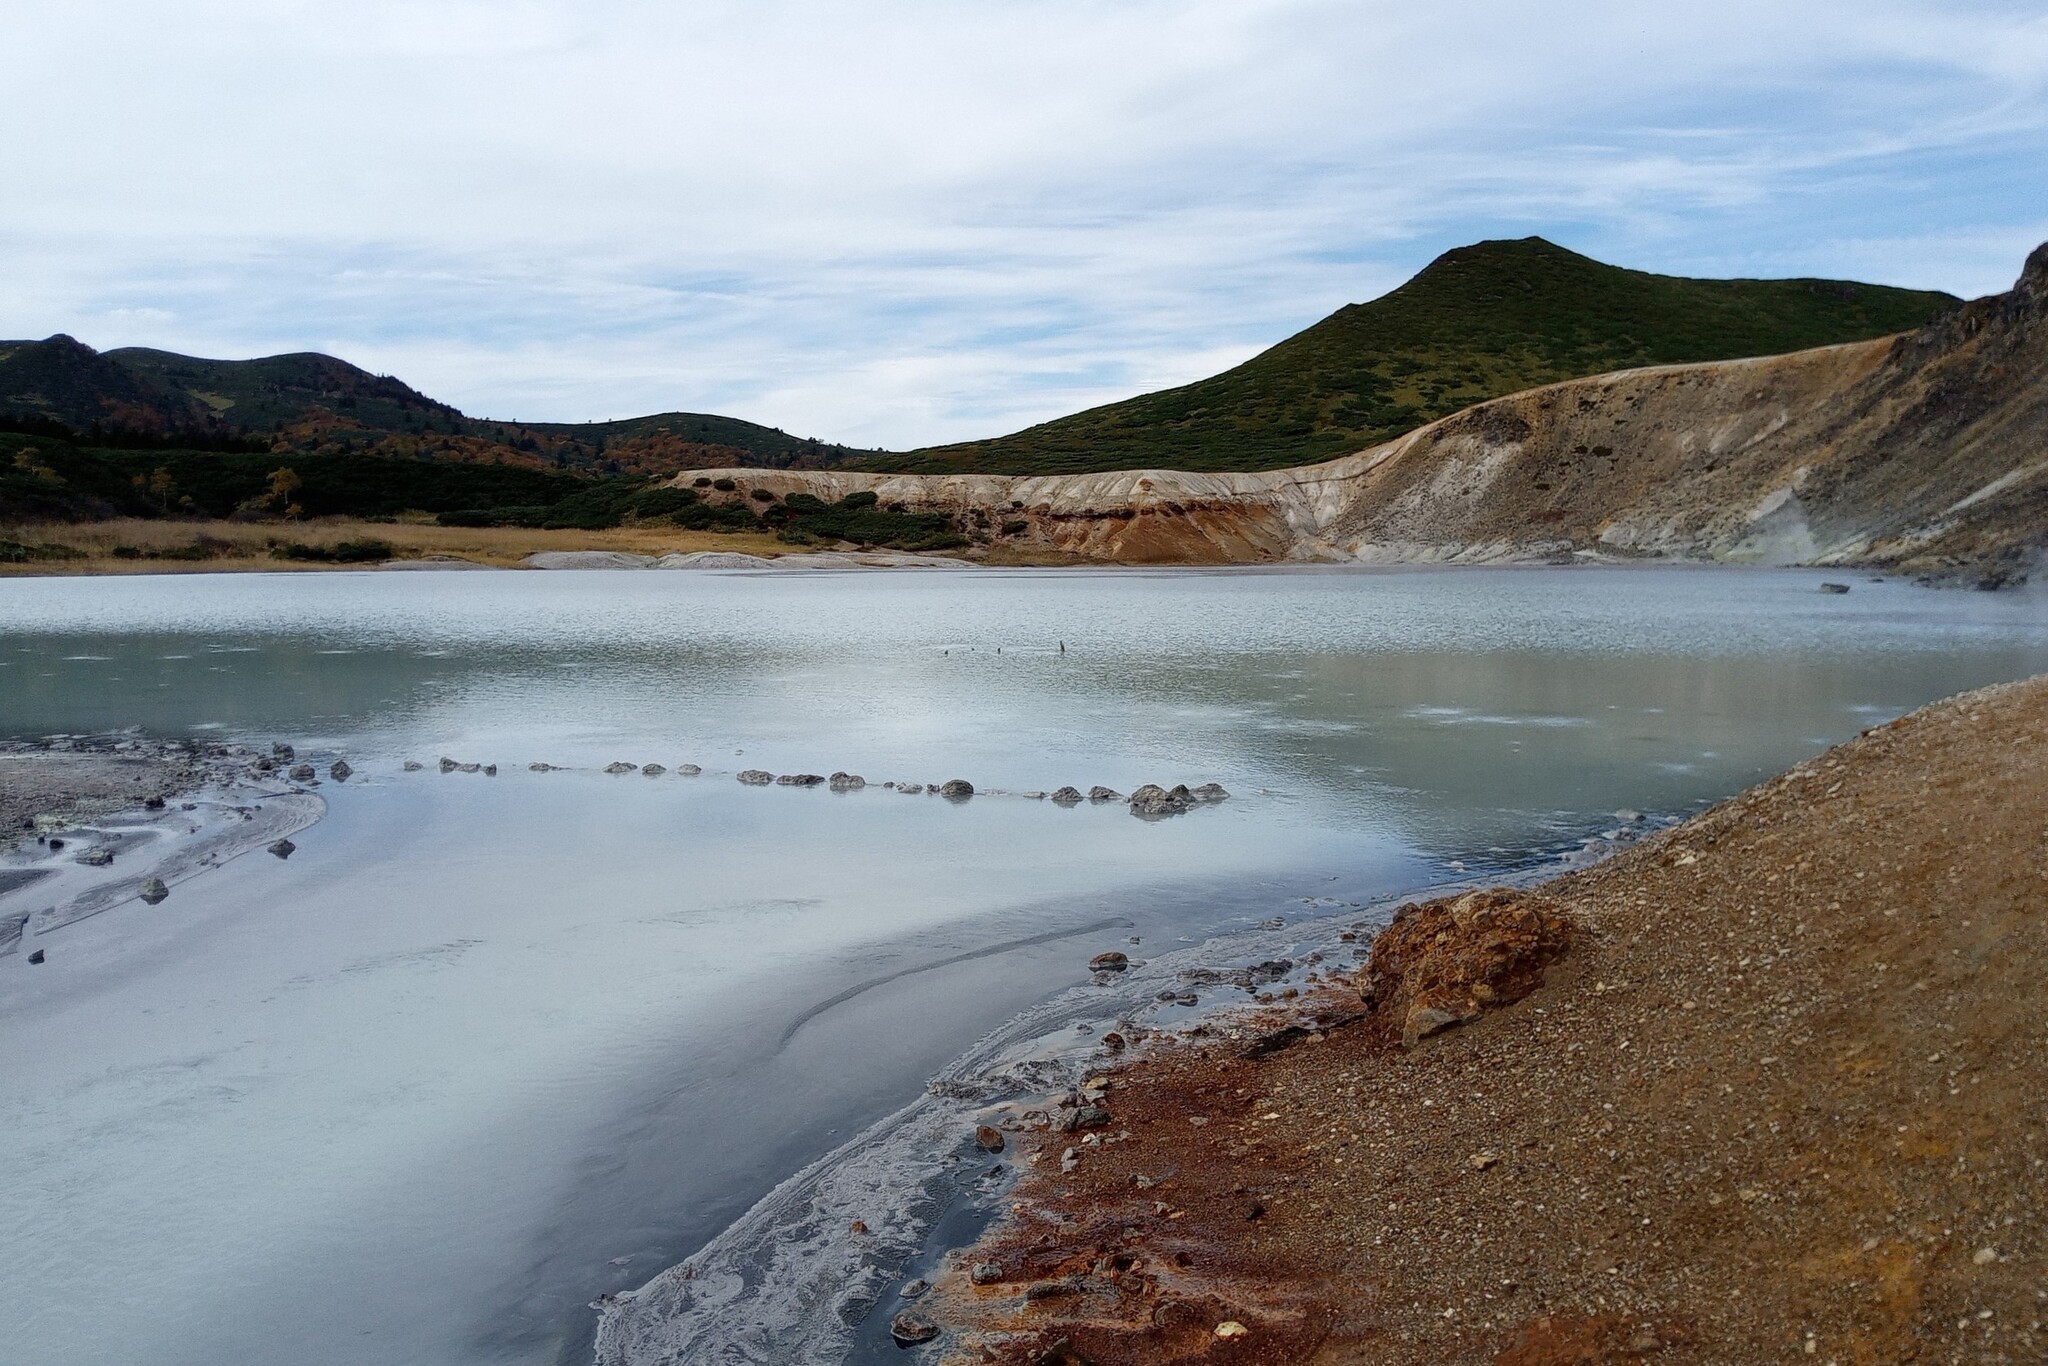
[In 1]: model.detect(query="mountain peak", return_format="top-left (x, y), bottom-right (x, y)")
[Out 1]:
top-left (2017, 239), bottom-right (2048, 303)
top-left (889, 239), bottom-right (1961, 476)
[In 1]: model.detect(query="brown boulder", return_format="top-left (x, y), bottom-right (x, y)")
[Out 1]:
top-left (1359, 887), bottom-right (1574, 1049)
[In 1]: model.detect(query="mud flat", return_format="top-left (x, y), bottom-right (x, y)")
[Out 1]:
top-left (906, 675), bottom-right (2048, 1364)
top-left (0, 737), bottom-right (213, 838)
top-left (0, 736), bottom-right (327, 957)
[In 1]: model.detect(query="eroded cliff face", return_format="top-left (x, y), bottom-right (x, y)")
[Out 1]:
top-left (667, 244), bottom-right (2048, 577)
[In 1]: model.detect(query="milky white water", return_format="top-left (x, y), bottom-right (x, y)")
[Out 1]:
top-left (0, 566), bottom-right (2043, 1365)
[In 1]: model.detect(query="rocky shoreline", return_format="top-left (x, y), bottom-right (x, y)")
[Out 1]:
top-left (590, 820), bottom-right (1670, 1365)
top-left (898, 675), bottom-right (2048, 1364)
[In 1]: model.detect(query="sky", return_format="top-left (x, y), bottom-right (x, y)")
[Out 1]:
top-left (5, 1), bottom-right (2047, 449)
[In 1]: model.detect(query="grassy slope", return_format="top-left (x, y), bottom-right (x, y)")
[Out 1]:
top-left (885, 237), bottom-right (1959, 475)
top-left (0, 430), bottom-right (592, 522)
top-left (0, 343), bottom-right (874, 474)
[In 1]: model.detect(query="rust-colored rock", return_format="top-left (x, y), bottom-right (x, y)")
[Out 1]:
top-left (1357, 887), bottom-right (1574, 1048)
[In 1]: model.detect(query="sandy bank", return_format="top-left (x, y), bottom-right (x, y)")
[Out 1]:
top-left (920, 676), bottom-right (2048, 1363)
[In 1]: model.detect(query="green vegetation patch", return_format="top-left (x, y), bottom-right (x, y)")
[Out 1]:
top-left (272, 539), bottom-right (395, 564)
top-left (764, 489), bottom-right (966, 550)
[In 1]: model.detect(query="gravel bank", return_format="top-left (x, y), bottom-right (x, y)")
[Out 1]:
top-left (924, 675), bottom-right (2048, 1364)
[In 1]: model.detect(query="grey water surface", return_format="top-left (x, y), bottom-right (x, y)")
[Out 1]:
top-left (0, 565), bottom-right (2042, 1366)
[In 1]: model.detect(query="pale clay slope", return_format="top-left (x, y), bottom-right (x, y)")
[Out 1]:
top-left (661, 243), bottom-right (2047, 576)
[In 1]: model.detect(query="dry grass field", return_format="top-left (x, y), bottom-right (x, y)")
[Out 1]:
top-left (0, 516), bottom-right (795, 574)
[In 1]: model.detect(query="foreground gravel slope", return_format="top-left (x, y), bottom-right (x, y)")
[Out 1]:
top-left (925, 674), bottom-right (2048, 1364)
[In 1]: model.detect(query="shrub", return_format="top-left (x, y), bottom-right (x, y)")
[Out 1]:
top-left (630, 486), bottom-right (700, 518)
top-left (749, 488), bottom-right (776, 502)
top-left (762, 491), bottom-right (967, 551)
top-left (712, 478), bottom-right (737, 491)
top-left (670, 501), bottom-right (761, 532)
top-left (273, 538), bottom-right (393, 563)
top-left (333, 538), bottom-right (394, 563)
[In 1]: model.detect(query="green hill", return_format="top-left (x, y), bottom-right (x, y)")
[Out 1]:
top-left (880, 237), bottom-right (1959, 475)
top-left (0, 339), bottom-right (877, 475)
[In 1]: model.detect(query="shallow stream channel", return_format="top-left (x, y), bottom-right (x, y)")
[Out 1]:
top-left (2, 565), bottom-right (2044, 1365)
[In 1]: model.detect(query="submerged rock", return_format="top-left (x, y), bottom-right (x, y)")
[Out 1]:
top-left (604, 762), bottom-right (638, 775)
top-left (939, 778), bottom-right (974, 800)
top-left (528, 762), bottom-right (557, 772)
top-left (272, 743), bottom-right (295, 761)
top-left (288, 763), bottom-right (316, 782)
top-left (889, 1312), bottom-right (940, 1345)
top-left (896, 782), bottom-right (925, 795)
top-left (328, 760), bottom-right (352, 781)
top-left (1819, 582), bottom-right (1851, 594)
top-left (268, 838), bottom-right (296, 859)
top-left (775, 773), bottom-right (826, 786)
top-left (75, 847), bottom-right (115, 867)
top-left (1087, 785), bottom-right (1122, 803)
top-left (1129, 783), bottom-right (1192, 818)
top-left (737, 769), bottom-right (774, 785)
top-left (438, 757), bottom-right (459, 773)
top-left (28, 949), bottom-right (45, 965)
top-left (404, 760), bottom-right (424, 772)
top-left (828, 771), bottom-right (865, 790)
top-left (641, 763), bottom-right (666, 776)
top-left (676, 764), bottom-right (702, 776)
top-left (138, 877), bottom-right (169, 906)
top-left (1050, 786), bottom-right (1084, 805)
top-left (1090, 951), bottom-right (1130, 972)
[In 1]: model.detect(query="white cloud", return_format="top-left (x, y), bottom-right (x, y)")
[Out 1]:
top-left (4, 1), bottom-right (2045, 445)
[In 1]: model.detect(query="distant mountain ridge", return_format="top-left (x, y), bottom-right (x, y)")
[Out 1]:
top-left (663, 238), bottom-right (2048, 584)
top-left (0, 337), bottom-right (878, 475)
top-left (0, 237), bottom-right (1960, 482)
top-left (884, 237), bottom-right (1959, 475)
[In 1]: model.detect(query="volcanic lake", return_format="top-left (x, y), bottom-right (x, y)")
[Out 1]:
top-left (2, 564), bottom-right (2044, 1366)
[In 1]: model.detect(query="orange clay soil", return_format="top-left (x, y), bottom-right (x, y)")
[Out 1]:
top-left (924, 674), bottom-right (2048, 1365)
